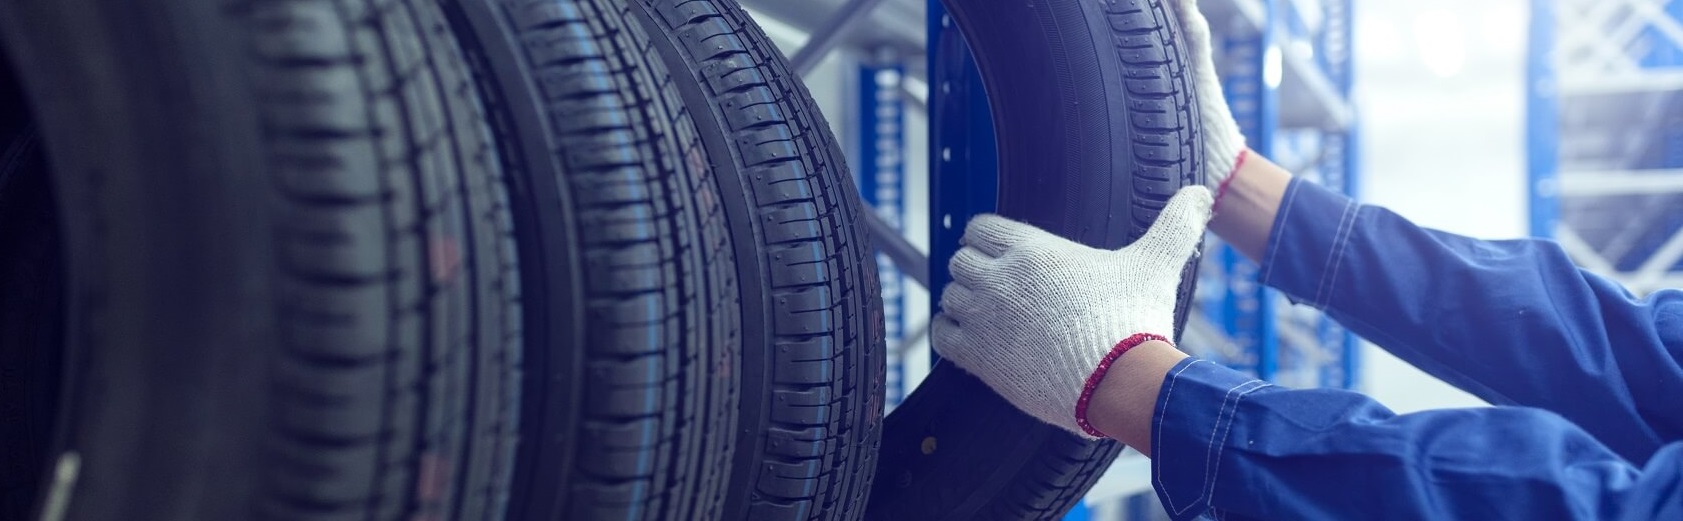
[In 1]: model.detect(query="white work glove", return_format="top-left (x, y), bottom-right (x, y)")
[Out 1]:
top-left (932, 187), bottom-right (1214, 439)
top-left (1172, 0), bottom-right (1248, 194)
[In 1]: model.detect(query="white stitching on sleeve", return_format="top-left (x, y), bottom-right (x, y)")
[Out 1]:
top-left (1207, 382), bottom-right (1271, 513)
top-left (1167, 376), bottom-right (1268, 516)
top-left (1155, 360), bottom-right (1206, 513)
top-left (1260, 182), bottom-right (1303, 284)
top-left (1311, 199), bottom-right (1357, 308)
top-left (1321, 205), bottom-right (1362, 310)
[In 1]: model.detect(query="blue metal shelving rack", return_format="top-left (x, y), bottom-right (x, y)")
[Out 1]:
top-left (1190, 0), bottom-right (1360, 393)
top-left (1529, 0), bottom-right (1683, 295)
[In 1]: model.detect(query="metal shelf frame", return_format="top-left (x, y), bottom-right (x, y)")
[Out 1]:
top-left (1530, 0), bottom-right (1683, 296)
top-left (1191, 0), bottom-right (1361, 394)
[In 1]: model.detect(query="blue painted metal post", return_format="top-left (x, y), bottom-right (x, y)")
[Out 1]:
top-left (859, 55), bottom-right (909, 407)
top-left (1254, 0), bottom-right (1281, 383)
top-left (1526, 0), bottom-right (1559, 238)
top-left (926, 0), bottom-right (999, 369)
top-left (1190, 2), bottom-right (1359, 392)
top-left (1334, 0), bottom-right (1361, 390)
top-left (1201, 0), bottom-right (1281, 381)
top-left (1063, 501), bottom-right (1090, 521)
top-left (1125, 493), bottom-right (1150, 521)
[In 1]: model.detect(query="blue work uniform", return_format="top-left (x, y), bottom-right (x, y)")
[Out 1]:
top-left (1153, 178), bottom-right (1683, 520)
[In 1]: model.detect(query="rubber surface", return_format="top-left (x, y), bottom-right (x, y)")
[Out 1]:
top-left (0, 1), bottom-right (522, 519)
top-left (0, 116), bottom-right (61, 520)
top-left (630, 1), bottom-right (888, 519)
top-left (868, 1), bottom-right (1204, 519)
top-left (442, 0), bottom-right (743, 518)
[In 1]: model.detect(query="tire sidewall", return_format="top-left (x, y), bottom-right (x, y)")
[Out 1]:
top-left (0, 2), bottom-right (277, 519)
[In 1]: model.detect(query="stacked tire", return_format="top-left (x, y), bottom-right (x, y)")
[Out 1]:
top-left (0, 0), bottom-right (882, 519)
top-left (439, 0), bottom-right (884, 518)
top-left (0, 0), bottom-right (1199, 519)
top-left (1, 1), bottom-right (523, 519)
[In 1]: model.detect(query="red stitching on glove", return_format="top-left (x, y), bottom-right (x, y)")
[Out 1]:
top-left (1074, 333), bottom-right (1171, 438)
top-left (1212, 149), bottom-right (1249, 214)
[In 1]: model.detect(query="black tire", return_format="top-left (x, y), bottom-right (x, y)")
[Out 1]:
top-left (0, 1), bottom-right (522, 519)
top-left (0, 101), bottom-right (62, 520)
top-left (868, 1), bottom-right (1204, 519)
top-left (441, 0), bottom-right (742, 519)
top-left (630, 1), bottom-right (888, 519)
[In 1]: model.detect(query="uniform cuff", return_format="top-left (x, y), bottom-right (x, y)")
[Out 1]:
top-left (1150, 358), bottom-right (1272, 521)
top-left (1257, 178), bottom-right (1361, 310)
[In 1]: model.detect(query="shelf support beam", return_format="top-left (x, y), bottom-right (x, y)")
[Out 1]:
top-left (789, 0), bottom-right (890, 76)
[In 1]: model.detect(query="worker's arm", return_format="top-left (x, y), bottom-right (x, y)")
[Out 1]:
top-left (1089, 353), bottom-right (1683, 521)
top-left (1211, 153), bottom-right (1683, 463)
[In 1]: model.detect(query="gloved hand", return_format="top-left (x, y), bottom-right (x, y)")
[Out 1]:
top-left (932, 187), bottom-right (1214, 439)
top-left (1171, 0), bottom-right (1248, 197)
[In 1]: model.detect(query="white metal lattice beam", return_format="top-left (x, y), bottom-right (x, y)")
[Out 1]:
top-left (1557, 0), bottom-right (1683, 94)
top-left (1558, 169), bottom-right (1683, 195)
top-left (1556, 223), bottom-right (1683, 296)
top-left (1555, 225), bottom-right (1622, 275)
top-left (1632, 0), bottom-right (1683, 57)
top-left (1633, 225), bottom-right (1683, 289)
top-left (1558, 0), bottom-right (1642, 75)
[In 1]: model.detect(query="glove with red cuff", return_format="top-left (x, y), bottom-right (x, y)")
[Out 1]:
top-left (931, 187), bottom-right (1214, 439)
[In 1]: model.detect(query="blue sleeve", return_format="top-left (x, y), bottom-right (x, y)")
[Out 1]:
top-left (1257, 178), bottom-right (1683, 463)
top-left (1150, 359), bottom-right (1683, 521)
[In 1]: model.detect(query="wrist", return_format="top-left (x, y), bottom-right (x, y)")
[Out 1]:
top-left (1211, 149), bottom-right (1249, 211)
top-left (1074, 333), bottom-right (1168, 438)
top-left (1209, 150), bottom-right (1291, 261)
top-left (1084, 340), bottom-right (1188, 457)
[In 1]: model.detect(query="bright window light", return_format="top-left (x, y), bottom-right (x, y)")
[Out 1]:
top-left (1479, 2), bottom-right (1528, 56)
top-left (1413, 8), bottom-right (1468, 78)
top-left (1357, 16), bottom-right (1406, 62)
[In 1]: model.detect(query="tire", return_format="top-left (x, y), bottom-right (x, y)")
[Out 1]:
top-left (441, 0), bottom-right (742, 518)
top-left (0, 1), bottom-right (521, 519)
top-left (868, 1), bottom-right (1204, 519)
top-left (0, 106), bottom-right (62, 520)
top-left (630, 1), bottom-right (888, 519)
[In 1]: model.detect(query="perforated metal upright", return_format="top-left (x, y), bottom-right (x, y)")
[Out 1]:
top-left (1529, 0), bottom-right (1683, 295)
top-left (924, 0), bottom-right (997, 360)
